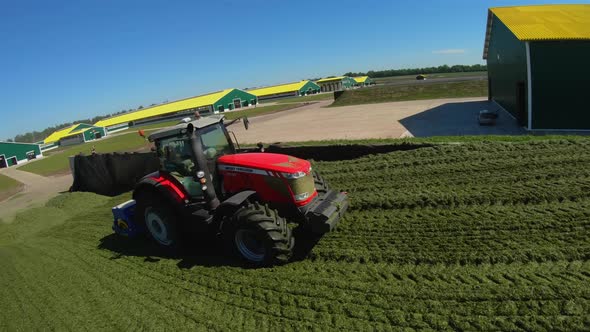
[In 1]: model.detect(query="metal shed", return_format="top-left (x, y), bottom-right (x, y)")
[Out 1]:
top-left (0, 142), bottom-right (42, 168)
top-left (483, 4), bottom-right (590, 130)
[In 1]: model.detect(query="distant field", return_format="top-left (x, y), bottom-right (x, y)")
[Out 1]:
top-left (0, 174), bottom-right (23, 202)
top-left (260, 93), bottom-right (333, 104)
top-left (331, 80), bottom-right (488, 107)
top-left (373, 71), bottom-right (487, 84)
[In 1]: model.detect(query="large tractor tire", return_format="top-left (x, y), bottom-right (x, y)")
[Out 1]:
top-left (226, 202), bottom-right (294, 266)
top-left (134, 191), bottom-right (182, 251)
top-left (313, 170), bottom-right (329, 194)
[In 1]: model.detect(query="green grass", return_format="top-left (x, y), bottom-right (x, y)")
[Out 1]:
top-left (1, 139), bottom-right (589, 330)
top-left (0, 174), bottom-right (21, 192)
top-left (331, 80), bottom-right (488, 107)
top-left (373, 71), bottom-right (487, 84)
top-left (18, 133), bottom-right (150, 176)
top-left (0, 174), bottom-right (22, 201)
top-left (259, 93), bottom-right (333, 104)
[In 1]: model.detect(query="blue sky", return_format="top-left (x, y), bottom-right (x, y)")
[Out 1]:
top-left (0, 0), bottom-right (586, 139)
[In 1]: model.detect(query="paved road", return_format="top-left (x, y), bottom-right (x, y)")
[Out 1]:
top-left (231, 97), bottom-right (524, 144)
top-left (0, 167), bottom-right (72, 223)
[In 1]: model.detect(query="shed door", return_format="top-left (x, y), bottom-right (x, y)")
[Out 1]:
top-left (0, 155), bottom-right (6, 168)
top-left (233, 99), bottom-right (241, 109)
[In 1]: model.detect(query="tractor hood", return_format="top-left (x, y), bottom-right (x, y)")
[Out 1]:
top-left (217, 153), bottom-right (311, 174)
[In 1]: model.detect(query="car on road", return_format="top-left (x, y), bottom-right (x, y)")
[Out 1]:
top-left (479, 109), bottom-right (498, 126)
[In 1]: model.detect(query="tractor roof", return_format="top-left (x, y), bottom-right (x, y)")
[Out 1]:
top-left (148, 115), bottom-right (224, 142)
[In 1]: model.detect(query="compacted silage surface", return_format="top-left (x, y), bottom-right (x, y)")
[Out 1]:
top-left (1, 139), bottom-right (590, 331)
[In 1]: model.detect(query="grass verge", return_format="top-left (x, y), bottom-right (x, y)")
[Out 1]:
top-left (331, 80), bottom-right (487, 107)
top-left (0, 174), bottom-right (23, 202)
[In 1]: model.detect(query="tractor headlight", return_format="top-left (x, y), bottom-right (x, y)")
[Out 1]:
top-left (282, 171), bottom-right (306, 179)
top-left (196, 171), bottom-right (205, 178)
top-left (294, 192), bottom-right (310, 202)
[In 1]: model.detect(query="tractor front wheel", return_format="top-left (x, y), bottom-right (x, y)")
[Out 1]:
top-left (227, 202), bottom-right (294, 266)
top-left (135, 191), bottom-right (181, 251)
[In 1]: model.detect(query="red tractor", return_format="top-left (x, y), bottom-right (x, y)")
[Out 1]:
top-left (112, 115), bottom-right (348, 266)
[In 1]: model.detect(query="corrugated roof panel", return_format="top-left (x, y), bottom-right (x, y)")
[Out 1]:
top-left (94, 89), bottom-right (234, 128)
top-left (247, 81), bottom-right (309, 97)
top-left (491, 4), bottom-right (590, 41)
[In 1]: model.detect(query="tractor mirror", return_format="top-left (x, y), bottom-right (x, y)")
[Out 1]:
top-left (243, 117), bottom-right (250, 130)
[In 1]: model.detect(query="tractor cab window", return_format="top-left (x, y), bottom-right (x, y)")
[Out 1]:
top-left (198, 123), bottom-right (234, 160)
top-left (158, 135), bottom-right (195, 177)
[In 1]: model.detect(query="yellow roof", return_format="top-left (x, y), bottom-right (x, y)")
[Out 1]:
top-left (43, 124), bottom-right (79, 144)
top-left (94, 89), bottom-right (234, 127)
top-left (490, 5), bottom-right (590, 41)
top-left (316, 76), bottom-right (346, 83)
top-left (353, 76), bottom-right (369, 83)
top-left (484, 4), bottom-right (590, 59)
top-left (247, 81), bottom-right (314, 97)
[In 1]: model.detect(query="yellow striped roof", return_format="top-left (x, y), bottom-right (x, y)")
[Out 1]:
top-left (94, 89), bottom-right (234, 128)
top-left (247, 81), bottom-right (312, 97)
top-left (43, 124), bottom-right (79, 144)
top-left (491, 5), bottom-right (590, 41)
top-left (353, 76), bottom-right (369, 83)
top-left (316, 76), bottom-right (346, 83)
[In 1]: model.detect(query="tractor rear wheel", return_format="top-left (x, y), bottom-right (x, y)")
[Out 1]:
top-left (227, 202), bottom-right (294, 266)
top-left (135, 191), bottom-right (181, 251)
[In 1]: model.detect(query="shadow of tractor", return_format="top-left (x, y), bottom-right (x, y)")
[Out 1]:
top-left (97, 224), bottom-right (325, 269)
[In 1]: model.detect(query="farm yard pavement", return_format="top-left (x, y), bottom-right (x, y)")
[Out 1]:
top-left (0, 167), bottom-right (72, 223)
top-left (231, 97), bottom-right (525, 144)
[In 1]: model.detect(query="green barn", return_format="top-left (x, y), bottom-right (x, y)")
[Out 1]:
top-left (0, 142), bottom-right (42, 168)
top-left (316, 76), bottom-right (356, 92)
top-left (94, 89), bottom-right (258, 130)
top-left (484, 4), bottom-right (590, 130)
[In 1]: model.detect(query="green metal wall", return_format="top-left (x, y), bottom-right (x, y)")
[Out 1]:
top-left (487, 16), bottom-right (528, 124)
top-left (530, 41), bottom-right (590, 129)
top-left (213, 89), bottom-right (258, 112)
top-left (82, 127), bottom-right (107, 141)
top-left (0, 142), bottom-right (42, 165)
top-left (342, 77), bottom-right (356, 89)
top-left (298, 81), bottom-right (321, 95)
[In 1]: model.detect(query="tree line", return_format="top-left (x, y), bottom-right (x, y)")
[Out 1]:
top-left (344, 64), bottom-right (487, 78)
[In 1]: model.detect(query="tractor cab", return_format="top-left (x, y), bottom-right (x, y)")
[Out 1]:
top-left (149, 115), bottom-right (236, 199)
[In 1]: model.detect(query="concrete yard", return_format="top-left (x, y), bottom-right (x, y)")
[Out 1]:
top-left (231, 97), bottom-right (525, 144)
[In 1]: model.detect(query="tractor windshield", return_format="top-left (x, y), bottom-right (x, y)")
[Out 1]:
top-left (198, 123), bottom-right (234, 160)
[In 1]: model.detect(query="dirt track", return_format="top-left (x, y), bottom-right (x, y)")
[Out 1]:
top-left (0, 168), bottom-right (72, 223)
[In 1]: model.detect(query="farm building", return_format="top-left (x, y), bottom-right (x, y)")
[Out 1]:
top-left (0, 141), bottom-right (42, 168)
top-left (44, 123), bottom-right (107, 146)
top-left (316, 76), bottom-right (356, 92)
top-left (353, 76), bottom-right (374, 87)
top-left (483, 4), bottom-right (590, 130)
top-left (94, 89), bottom-right (257, 131)
top-left (247, 81), bottom-right (321, 101)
